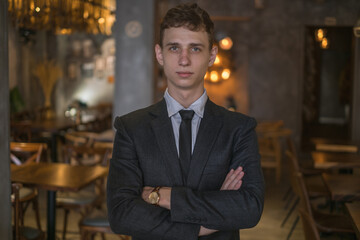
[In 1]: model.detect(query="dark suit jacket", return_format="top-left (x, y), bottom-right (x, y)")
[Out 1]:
top-left (107, 99), bottom-right (265, 240)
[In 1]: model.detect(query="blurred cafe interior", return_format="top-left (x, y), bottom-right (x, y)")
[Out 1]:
top-left (1, 0), bottom-right (360, 239)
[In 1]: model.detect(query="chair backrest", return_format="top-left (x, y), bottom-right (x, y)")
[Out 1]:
top-left (256, 120), bottom-right (284, 132)
top-left (10, 121), bottom-right (33, 142)
top-left (64, 131), bottom-right (99, 146)
top-left (298, 208), bottom-right (321, 240)
top-left (62, 144), bottom-right (111, 166)
top-left (294, 172), bottom-right (314, 218)
top-left (10, 142), bottom-right (47, 165)
top-left (286, 136), bottom-right (297, 157)
top-left (285, 150), bottom-right (301, 173)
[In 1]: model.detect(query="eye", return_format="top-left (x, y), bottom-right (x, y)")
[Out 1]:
top-left (169, 46), bottom-right (179, 52)
top-left (192, 47), bottom-right (201, 52)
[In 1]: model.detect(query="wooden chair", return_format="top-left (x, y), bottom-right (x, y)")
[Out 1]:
top-left (10, 121), bottom-right (33, 142)
top-left (79, 207), bottom-right (130, 240)
top-left (12, 183), bottom-right (45, 240)
top-left (298, 208), bottom-right (321, 240)
top-left (257, 125), bottom-right (292, 183)
top-left (10, 142), bottom-right (47, 232)
top-left (64, 131), bottom-right (99, 146)
top-left (295, 173), bottom-right (355, 236)
top-left (282, 149), bottom-right (331, 240)
top-left (57, 144), bottom-right (111, 240)
top-left (285, 148), bottom-right (330, 199)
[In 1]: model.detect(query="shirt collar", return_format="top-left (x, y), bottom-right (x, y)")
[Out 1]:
top-left (164, 88), bottom-right (208, 118)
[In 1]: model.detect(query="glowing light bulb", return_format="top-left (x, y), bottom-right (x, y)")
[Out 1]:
top-left (210, 71), bottom-right (219, 82)
top-left (315, 29), bottom-right (325, 42)
top-left (321, 37), bottom-right (329, 49)
top-left (214, 56), bottom-right (220, 65)
top-left (98, 18), bottom-right (105, 24)
top-left (219, 37), bottom-right (233, 50)
top-left (221, 69), bottom-right (231, 80)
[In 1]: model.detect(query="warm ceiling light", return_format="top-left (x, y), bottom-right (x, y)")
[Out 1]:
top-left (214, 56), bottom-right (220, 65)
top-left (58, 28), bottom-right (72, 35)
top-left (221, 69), bottom-right (231, 80)
top-left (98, 18), bottom-right (105, 24)
top-left (321, 37), bottom-right (329, 49)
top-left (35, 7), bottom-right (41, 12)
top-left (315, 28), bottom-right (325, 42)
top-left (210, 71), bottom-right (219, 82)
top-left (219, 37), bottom-right (233, 50)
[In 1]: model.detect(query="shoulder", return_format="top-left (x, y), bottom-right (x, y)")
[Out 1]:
top-left (207, 100), bottom-right (257, 128)
top-left (113, 100), bottom-right (165, 130)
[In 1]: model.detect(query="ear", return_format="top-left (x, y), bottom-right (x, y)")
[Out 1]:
top-left (208, 45), bottom-right (218, 67)
top-left (155, 44), bottom-right (164, 66)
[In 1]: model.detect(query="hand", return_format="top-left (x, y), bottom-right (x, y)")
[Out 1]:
top-left (221, 166), bottom-right (244, 190)
top-left (141, 186), bottom-right (154, 204)
top-left (199, 226), bottom-right (218, 236)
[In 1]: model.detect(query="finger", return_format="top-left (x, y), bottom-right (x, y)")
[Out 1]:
top-left (224, 169), bottom-right (234, 183)
top-left (221, 167), bottom-right (244, 190)
top-left (221, 169), bottom-right (235, 190)
top-left (228, 172), bottom-right (244, 190)
top-left (225, 170), bottom-right (245, 190)
top-left (222, 170), bottom-right (240, 190)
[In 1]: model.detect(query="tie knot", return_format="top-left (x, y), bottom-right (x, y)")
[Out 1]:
top-left (179, 110), bottom-right (195, 121)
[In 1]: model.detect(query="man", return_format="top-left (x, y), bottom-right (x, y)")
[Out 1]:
top-left (107, 3), bottom-right (264, 240)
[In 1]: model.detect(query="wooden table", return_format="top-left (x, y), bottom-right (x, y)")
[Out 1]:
top-left (11, 162), bottom-right (108, 240)
top-left (322, 173), bottom-right (360, 202)
top-left (310, 138), bottom-right (360, 152)
top-left (94, 129), bottom-right (115, 142)
top-left (345, 202), bottom-right (360, 239)
top-left (312, 151), bottom-right (360, 170)
top-left (28, 118), bottom-right (77, 162)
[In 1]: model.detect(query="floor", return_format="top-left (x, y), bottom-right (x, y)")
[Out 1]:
top-left (22, 163), bottom-right (354, 240)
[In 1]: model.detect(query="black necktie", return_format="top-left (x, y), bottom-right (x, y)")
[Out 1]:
top-left (179, 110), bottom-right (195, 182)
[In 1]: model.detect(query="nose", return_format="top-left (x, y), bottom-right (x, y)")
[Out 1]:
top-left (178, 49), bottom-right (190, 66)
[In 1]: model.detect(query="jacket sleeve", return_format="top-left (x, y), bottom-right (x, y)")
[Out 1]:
top-left (107, 117), bottom-right (200, 240)
top-left (170, 117), bottom-right (265, 230)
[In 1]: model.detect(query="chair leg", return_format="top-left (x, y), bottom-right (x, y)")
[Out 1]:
top-left (62, 209), bottom-right (70, 240)
top-left (32, 197), bottom-right (42, 231)
top-left (281, 197), bottom-right (299, 227)
top-left (284, 192), bottom-right (295, 210)
top-left (286, 215), bottom-right (299, 240)
top-left (282, 186), bottom-right (292, 201)
top-left (80, 228), bottom-right (88, 240)
top-left (101, 233), bottom-right (106, 240)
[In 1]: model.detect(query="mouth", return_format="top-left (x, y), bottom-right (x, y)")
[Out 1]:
top-left (176, 71), bottom-right (193, 78)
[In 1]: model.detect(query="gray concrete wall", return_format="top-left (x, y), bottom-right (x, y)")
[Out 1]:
top-left (0, 0), bottom-right (12, 238)
top-left (169, 0), bottom-right (360, 143)
top-left (113, 0), bottom-right (155, 118)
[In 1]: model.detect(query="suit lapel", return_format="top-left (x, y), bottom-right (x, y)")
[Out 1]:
top-left (187, 100), bottom-right (223, 189)
top-left (150, 100), bottom-right (184, 186)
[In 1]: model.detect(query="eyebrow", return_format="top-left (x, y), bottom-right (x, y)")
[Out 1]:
top-left (165, 42), bottom-right (205, 48)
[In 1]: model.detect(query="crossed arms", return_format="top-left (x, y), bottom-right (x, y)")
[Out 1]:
top-left (141, 166), bottom-right (245, 236)
top-left (107, 116), bottom-right (265, 240)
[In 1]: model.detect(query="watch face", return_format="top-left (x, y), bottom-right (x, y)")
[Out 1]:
top-left (149, 191), bottom-right (159, 204)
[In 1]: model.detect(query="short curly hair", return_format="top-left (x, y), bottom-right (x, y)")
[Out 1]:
top-left (159, 3), bottom-right (214, 50)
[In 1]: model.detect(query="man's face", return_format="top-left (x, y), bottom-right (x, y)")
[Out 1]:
top-left (155, 27), bottom-right (217, 93)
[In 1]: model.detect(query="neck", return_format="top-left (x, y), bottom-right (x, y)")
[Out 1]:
top-left (168, 87), bottom-right (204, 108)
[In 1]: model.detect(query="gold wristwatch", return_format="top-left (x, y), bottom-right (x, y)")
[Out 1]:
top-left (148, 186), bottom-right (161, 205)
